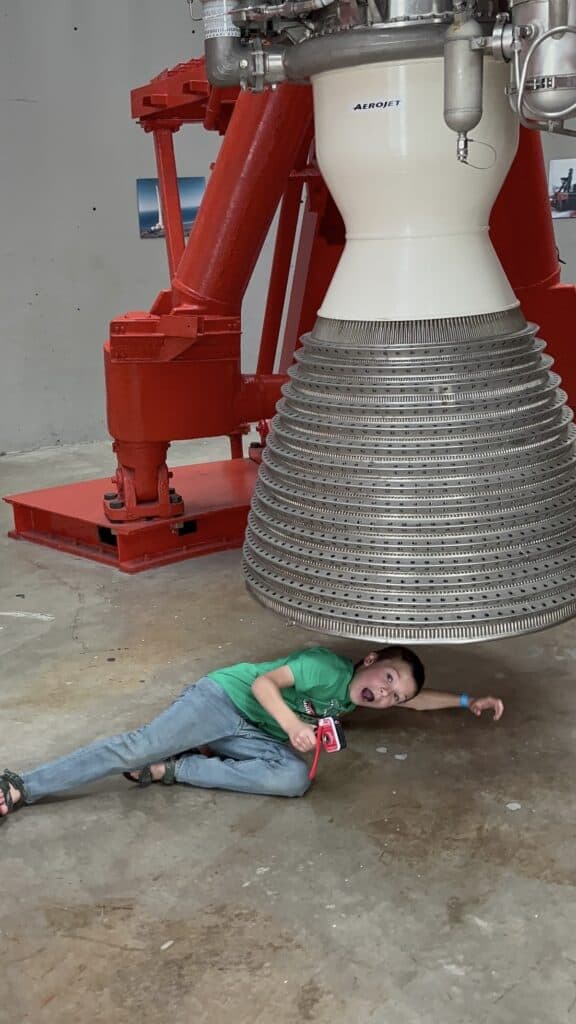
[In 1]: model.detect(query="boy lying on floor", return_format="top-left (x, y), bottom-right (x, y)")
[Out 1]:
top-left (0, 645), bottom-right (503, 820)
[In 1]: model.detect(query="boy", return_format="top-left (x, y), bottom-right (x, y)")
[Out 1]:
top-left (0, 645), bottom-right (503, 821)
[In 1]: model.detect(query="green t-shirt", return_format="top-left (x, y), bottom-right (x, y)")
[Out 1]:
top-left (208, 647), bottom-right (356, 741)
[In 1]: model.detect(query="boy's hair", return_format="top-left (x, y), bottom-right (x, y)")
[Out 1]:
top-left (356, 645), bottom-right (426, 695)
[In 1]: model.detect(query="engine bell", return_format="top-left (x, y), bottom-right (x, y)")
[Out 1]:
top-left (242, 58), bottom-right (576, 642)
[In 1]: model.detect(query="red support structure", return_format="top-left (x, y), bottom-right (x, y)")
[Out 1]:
top-left (172, 86), bottom-right (313, 311)
top-left (279, 178), bottom-right (345, 371)
top-left (257, 131), bottom-right (314, 374)
top-left (5, 64), bottom-right (576, 573)
top-left (103, 80), bottom-right (313, 523)
top-left (153, 127), bottom-right (186, 279)
top-left (490, 126), bottom-right (576, 404)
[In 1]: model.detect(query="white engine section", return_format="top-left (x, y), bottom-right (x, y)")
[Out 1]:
top-left (314, 58), bottom-right (520, 321)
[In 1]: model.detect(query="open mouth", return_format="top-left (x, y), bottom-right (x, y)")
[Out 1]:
top-left (361, 687), bottom-right (375, 703)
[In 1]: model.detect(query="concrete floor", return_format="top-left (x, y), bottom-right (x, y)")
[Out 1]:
top-left (1, 440), bottom-right (575, 1024)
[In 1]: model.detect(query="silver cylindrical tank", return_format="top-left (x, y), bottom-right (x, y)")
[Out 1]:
top-left (444, 16), bottom-right (484, 135)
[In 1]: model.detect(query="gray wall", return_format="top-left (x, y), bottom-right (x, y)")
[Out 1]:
top-left (2, 4), bottom-right (576, 452)
top-left (0, 0), bottom-right (274, 452)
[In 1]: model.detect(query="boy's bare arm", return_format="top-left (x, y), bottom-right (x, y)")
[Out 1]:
top-left (398, 689), bottom-right (504, 720)
top-left (251, 668), bottom-right (317, 752)
top-left (400, 690), bottom-right (461, 711)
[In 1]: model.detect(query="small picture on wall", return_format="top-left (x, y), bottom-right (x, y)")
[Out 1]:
top-left (548, 159), bottom-right (576, 219)
top-left (137, 177), bottom-right (205, 238)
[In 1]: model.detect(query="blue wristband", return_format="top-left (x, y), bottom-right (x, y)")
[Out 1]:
top-left (460, 693), bottom-right (470, 708)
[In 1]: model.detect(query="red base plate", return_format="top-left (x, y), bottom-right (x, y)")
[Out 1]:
top-left (5, 459), bottom-right (258, 573)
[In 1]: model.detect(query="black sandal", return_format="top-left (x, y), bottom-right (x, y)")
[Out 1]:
top-left (123, 758), bottom-right (176, 787)
top-left (0, 770), bottom-right (26, 822)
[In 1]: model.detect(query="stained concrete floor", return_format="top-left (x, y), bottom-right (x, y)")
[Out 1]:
top-left (1, 439), bottom-right (575, 1024)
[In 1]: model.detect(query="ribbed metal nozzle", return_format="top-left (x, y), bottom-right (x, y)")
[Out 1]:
top-left (242, 309), bottom-right (576, 643)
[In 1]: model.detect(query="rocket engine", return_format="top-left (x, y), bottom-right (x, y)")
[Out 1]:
top-left (201, 0), bottom-right (576, 642)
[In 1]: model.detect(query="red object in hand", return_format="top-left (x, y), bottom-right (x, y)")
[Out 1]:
top-left (308, 717), bottom-right (346, 780)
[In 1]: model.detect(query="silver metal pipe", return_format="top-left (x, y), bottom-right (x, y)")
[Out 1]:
top-left (235, 0), bottom-right (335, 21)
top-left (282, 25), bottom-right (446, 80)
top-left (205, 35), bottom-right (246, 87)
top-left (549, 0), bottom-right (569, 30)
top-left (203, 0), bottom-right (249, 87)
top-left (202, 0), bottom-right (447, 89)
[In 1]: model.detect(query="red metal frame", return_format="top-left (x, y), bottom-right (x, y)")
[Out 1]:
top-left (490, 127), bottom-right (576, 405)
top-left (5, 57), bottom-right (576, 572)
top-left (104, 71), bottom-right (313, 524)
top-left (8, 461), bottom-right (257, 573)
top-left (279, 165), bottom-right (345, 370)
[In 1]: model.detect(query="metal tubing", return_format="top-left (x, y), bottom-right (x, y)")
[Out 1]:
top-left (204, 36), bottom-right (246, 88)
top-left (153, 129), bottom-right (186, 280)
top-left (203, 17), bottom-right (445, 86)
top-left (172, 86), bottom-right (313, 312)
top-left (282, 24), bottom-right (445, 79)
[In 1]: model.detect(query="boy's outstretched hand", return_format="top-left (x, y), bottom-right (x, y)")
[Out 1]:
top-left (468, 696), bottom-right (504, 720)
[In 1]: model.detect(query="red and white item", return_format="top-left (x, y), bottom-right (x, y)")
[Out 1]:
top-left (308, 717), bottom-right (346, 781)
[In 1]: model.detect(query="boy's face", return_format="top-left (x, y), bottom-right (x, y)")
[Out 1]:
top-left (348, 653), bottom-right (418, 709)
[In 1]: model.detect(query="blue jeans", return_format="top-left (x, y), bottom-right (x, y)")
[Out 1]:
top-left (20, 678), bottom-right (311, 803)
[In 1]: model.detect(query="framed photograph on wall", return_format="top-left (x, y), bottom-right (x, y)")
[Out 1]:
top-left (136, 177), bottom-right (206, 238)
top-left (548, 159), bottom-right (576, 219)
